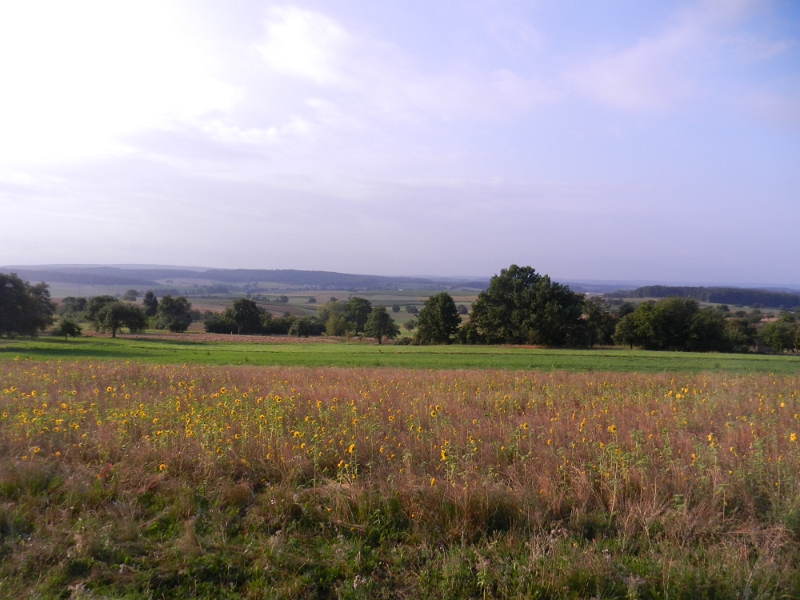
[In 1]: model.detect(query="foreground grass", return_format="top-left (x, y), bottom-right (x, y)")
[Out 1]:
top-left (2, 335), bottom-right (800, 373)
top-left (2, 361), bottom-right (800, 598)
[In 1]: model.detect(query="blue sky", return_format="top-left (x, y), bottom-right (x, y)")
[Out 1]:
top-left (0, 0), bottom-right (798, 284)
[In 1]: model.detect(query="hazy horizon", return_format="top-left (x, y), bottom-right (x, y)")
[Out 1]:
top-left (1, 1), bottom-right (798, 284)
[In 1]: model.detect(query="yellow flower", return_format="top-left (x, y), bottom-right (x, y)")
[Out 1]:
top-left (791, 433), bottom-right (797, 442)
top-left (158, 463), bottom-right (166, 471)
top-left (607, 425), bottom-right (617, 434)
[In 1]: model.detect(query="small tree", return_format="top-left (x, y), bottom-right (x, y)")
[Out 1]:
top-left (92, 301), bottom-right (147, 337)
top-left (346, 297), bottom-right (372, 335)
top-left (457, 304), bottom-right (468, 315)
top-left (404, 319), bottom-right (417, 331)
top-left (307, 297), bottom-right (316, 304)
top-left (406, 305), bottom-right (418, 314)
top-left (364, 306), bottom-right (400, 344)
top-left (52, 319), bottom-right (82, 339)
top-left (392, 304), bottom-right (401, 313)
top-left (123, 289), bottom-right (139, 301)
top-left (414, 292), bottom-right (462, 344)
top-left (58, 297), bottom-right (87, 317)
top-left (142, 291), bottom-right (159, 317)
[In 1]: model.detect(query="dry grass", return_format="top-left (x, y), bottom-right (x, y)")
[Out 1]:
top-left (2, 359), bottom-right (800, 598)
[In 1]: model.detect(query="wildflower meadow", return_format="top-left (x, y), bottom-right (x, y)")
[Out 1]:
top-left (2, 359), bottom-right (800, 598)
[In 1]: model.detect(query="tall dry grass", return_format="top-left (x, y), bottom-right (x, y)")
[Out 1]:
top-left (2, 359), bottom-right (800, 597)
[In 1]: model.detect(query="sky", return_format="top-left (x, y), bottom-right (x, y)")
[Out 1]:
top-left (0, 0), bottom-right (798, 284)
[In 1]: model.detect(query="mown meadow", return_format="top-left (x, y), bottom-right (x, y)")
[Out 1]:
top-left (2, 335), bottom-right (800, 373)
top-left (2, 359), bottom-right (800, 598)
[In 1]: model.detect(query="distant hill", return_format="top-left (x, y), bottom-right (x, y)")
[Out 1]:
top-left (0, 266), bottom-right (489, 291)
top-left (607, 285), bottom-right (800, 309)
top-left (0, 269), bottom-right (159, 287)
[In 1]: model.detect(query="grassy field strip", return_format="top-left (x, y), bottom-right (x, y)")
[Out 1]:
top-left (2, 336), bottom-right (800, 372)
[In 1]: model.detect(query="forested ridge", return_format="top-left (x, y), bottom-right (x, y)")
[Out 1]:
top-left (610, 285), bottom-right (800, 309)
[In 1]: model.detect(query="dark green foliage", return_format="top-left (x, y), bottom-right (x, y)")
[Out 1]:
top-left (204, 302), bottom-right (300, 336)
top-left (230, 298), bottom-right (265, 335)
top-left (583, 297), bottom-right (618, 347)
top-left (317, 300), bottom-right (352, 336)
top-left (457, 304), bottom-right (468, 315)
top-left (611, 285), bottom-right (800, 310)
top-left (52, 319), bottom-right (82, 339)
top-left (613, 297), bottom-right (738, 352)
top-left (346, 297), bottom-right (372, 335)
top-left (142, 291), bottom-right (159, 317)
top-left (406, 305), bottom-right (418, 314)
top-left (469, 265), bottom-right (586, 346)
top-left (204, 313), bottom-right (238, 334)
top-left (404, 319), bottom-right (417, 332)
top-left (289, 317), bottom-right (325, 337)
top-left (364, 306), bottom-right (400, 344)
top-left (89, 300), bottom-right (147, 338)
top-left (0, 274), bottom-right (55, 337)
top-left (155, 295), bottom-right (194, 333)
top-left (391, 304), bottom-right (401, 313)
top-left (617, 301), bottom-right (636, 317)
top-left (414, 293), bottom-right (462, 345)
top-left (455, 321), bottom-right (483, 344)
top-left (122, 289), bottom-right (138, 301)
top-left (759, 316), bottom-right (799, 353)
top-left (724, 318), bottom-right (758, 352)
top-left (57, 296), bottom-right (87, 318)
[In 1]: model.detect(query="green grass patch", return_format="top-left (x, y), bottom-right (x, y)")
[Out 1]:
top-left (2, 335), bottom-right (800, 373)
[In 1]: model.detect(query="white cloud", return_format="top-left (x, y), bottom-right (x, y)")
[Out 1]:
top-left (256, 7), bottom-right (348, 85)
top-left (566, 20), bottom-right (701, 110)
top-left (565, 0), bottom-right (789, 111)
top-left (0, 0), bottom-right (238, 163)
top-left (254, 5), bottom-right (555, 124)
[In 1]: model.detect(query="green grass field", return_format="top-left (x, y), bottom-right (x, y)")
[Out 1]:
top-left (2, 335), bottom-right (799, 373)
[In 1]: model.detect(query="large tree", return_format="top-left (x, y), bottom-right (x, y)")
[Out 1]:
top-left (414, 292), bottom-right (462, 344)
top-left (469, 265), bottom-right (586, 346)
top-left (229, 298), bottom-right (265, 335)
top-left (89, 300), bottom-right (147, 338)
top-left (364, 306), bottom-right (400, 344)
top-left (155, 295), bottom-right (193, 333)
top-left (0, 273), bottom-right (55, 337)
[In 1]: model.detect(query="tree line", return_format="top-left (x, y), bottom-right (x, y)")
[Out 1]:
top-left (610, 285), bottom-right (800, 310)
top-left (2, 268), bottom-right (799, 353)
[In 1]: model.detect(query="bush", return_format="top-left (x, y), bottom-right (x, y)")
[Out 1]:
top-left (52, 319), bottom-right (82, 339)
top-left (288, 317), bottom-right (324, 337)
